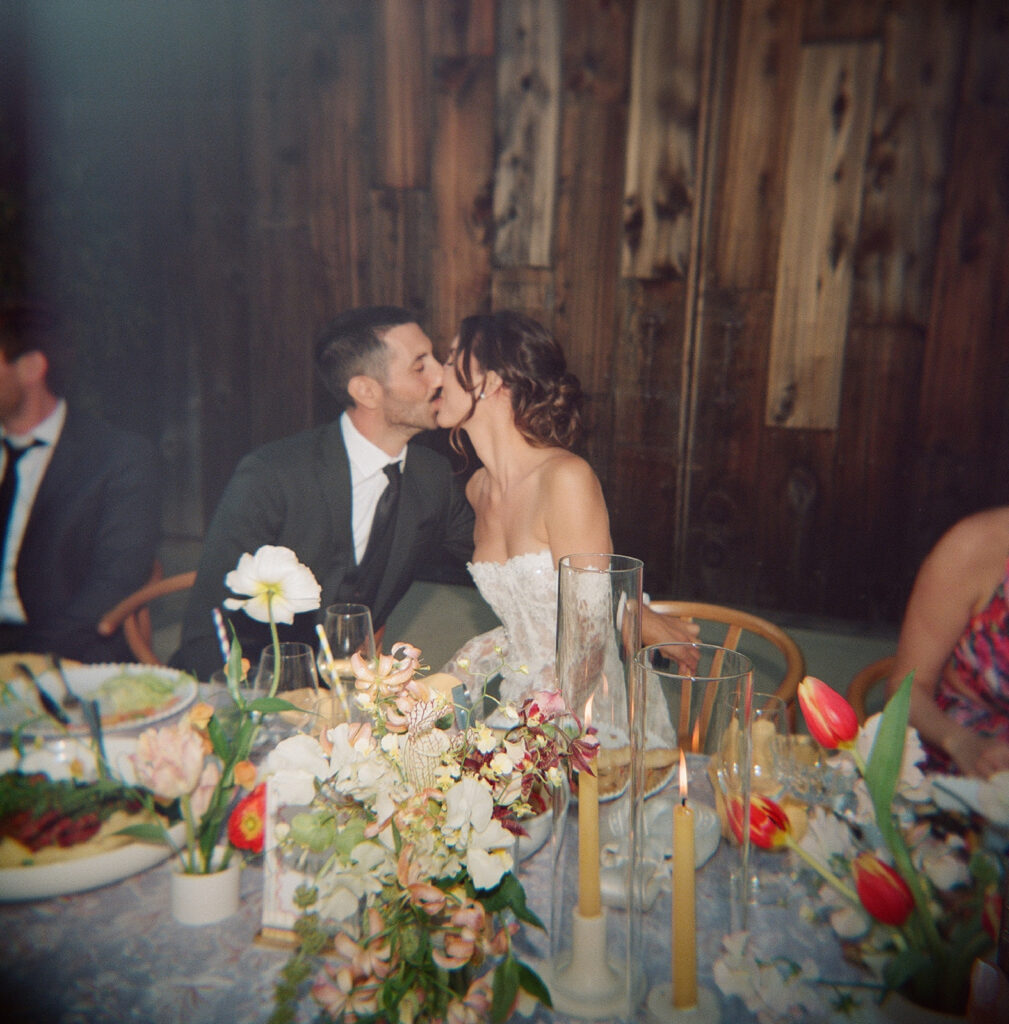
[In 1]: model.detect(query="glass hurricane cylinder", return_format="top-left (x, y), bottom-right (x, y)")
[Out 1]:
top-left (542, 553), bottom-right (645, 1022)
top-left (633, 642), bottom-right (755, 1020)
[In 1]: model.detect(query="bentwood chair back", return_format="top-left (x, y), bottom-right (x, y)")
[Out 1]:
top-left (846, 654), bottom-right (896, 723)
top-left (97, 569), bottom-right (197, 665)
top-left (647, 600), bottom-right (807, 715)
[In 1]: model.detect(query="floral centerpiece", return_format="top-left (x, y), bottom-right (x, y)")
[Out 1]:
top-left (716, 674), bottom-right (1004, 1019)
top-left (123, 545), bottom-right (322, 874)
top-left (266, 642), bottom-right (596, 1024)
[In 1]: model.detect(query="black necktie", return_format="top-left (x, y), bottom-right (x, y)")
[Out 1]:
top-left (338, 462), bottom-right (402, 609)
top-left (0, 439), bottom-right (40, 564)
top-left (360, 462), bottom-right (402, 569)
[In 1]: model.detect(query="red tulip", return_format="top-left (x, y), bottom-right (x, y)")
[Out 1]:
top-left (228, 782), bottom-right (266, 853)
top-left (798, 676), bottom-right (859, 750)
top-left (852, 852), bottom-right (914, 927)
top-left (726, 793), bottom-right (790, 850)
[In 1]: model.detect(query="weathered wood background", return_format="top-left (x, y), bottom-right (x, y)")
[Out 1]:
top-left (3, 0), bottom-right (1007, 625)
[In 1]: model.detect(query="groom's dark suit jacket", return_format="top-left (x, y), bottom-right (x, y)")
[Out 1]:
top-left (172, 422), bottom-right (475, 680)
top-left (0, 408), bottom-right (161, 661)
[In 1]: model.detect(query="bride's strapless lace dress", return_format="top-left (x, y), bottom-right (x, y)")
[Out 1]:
top-left (443, 550), bottom-right (558, 711)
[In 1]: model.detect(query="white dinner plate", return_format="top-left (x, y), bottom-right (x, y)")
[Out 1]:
top-left (0, 662), bottom-right (197, 737)
top-left (0, 736), bottom-right (185, 901)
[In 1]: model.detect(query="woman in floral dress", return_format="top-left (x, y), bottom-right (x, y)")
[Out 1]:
top-left (888, 505), bottom-right (1009, 777)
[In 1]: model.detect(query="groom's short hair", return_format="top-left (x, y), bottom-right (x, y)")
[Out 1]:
top-left (315, 305), bottom-right (416, 409)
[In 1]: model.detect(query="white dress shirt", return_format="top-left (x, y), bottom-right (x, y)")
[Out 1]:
top-left (340, 412), bottom-right (406, 564)
top-left (0, 399), bottom-right (66, 622)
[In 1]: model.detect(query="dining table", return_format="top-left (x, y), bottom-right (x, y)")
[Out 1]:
top-left (0, 679), bottom-right (880, 1024)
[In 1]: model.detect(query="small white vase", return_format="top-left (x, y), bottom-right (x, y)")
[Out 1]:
top-left (170, 850), bottom-right (241, 926)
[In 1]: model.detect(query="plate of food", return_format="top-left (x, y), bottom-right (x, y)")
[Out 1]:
top-left (0, 736), bottom-right (183, 900)
top-left (0, 662), bottom-right (198, 737)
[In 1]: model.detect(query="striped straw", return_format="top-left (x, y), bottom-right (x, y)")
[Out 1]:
top-left (315, 623), bottom-right (336, 675)
top-left (212, 607), bottom-right (230, 665)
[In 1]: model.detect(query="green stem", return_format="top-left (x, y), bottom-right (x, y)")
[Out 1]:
top-left (846, 743), bottom-right (868, 777)
top-left (785, 835), bottom-right (860, 906)
top-left (268, 596), bottom-right (281, 699)
top-left (181, 793), bottom-right (199, 873)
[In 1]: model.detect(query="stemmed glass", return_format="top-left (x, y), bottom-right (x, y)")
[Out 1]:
top-left (254, 641), bottom-right (320, 738)
top-left (317, 603), bottom-right (376, 725)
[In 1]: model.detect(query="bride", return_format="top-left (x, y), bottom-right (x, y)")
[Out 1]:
top-left (436, 310), bottom-right (697, 717)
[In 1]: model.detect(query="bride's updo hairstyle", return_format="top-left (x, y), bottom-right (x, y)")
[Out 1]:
top-left (449, 310), bottom-right (584, 452)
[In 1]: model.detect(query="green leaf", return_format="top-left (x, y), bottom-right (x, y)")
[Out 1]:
top-left (491, 955), bottom-right (521, 1024)
top-left (115, 822), bottom-right (172, 844)
top-left (882, 944), bottom-right (931, 993)
top-left (288, 811), bottom-right (338, 854)
top-left (207, 714), bottom-right (229, 761)
top-left (476, 871), bottom-right (545, 930)
top-left (248, 697), bottom-right (297, 714)
top-left (864, 672), bottom-right (912, 851)
top-left (518, 961), bottom-right (552, 1008)
top-left (969, 849), bottom-right (1001, 886)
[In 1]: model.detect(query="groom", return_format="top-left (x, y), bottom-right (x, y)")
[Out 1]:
top-left (172, 306), bottom-right (475, 679)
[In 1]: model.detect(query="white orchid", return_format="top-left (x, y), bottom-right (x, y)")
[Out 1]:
top-left (315, 840), bottom-right (394, 923)
top-left (264, 734), bottom-right (330, 804)
top-left (224, 544), bottom-right (321, 625)
top-left (442, 776), bottom-right (515, 888)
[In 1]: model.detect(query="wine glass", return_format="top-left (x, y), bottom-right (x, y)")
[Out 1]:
top-left (254, 641), bottom-right (320, 737)
top-left (318, 603), bottom-right (376, 724)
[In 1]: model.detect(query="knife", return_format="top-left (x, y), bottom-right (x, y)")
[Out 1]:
top-left (16, 661), bottom-right (71, 727)
top-left (81, 699), bottom-right (108, 778)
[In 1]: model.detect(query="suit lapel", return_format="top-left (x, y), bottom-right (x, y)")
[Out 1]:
top-left (315, 423), bottom-right (356, 597)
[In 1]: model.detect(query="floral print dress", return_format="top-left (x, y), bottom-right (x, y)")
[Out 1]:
top-left (928, 553), bottom-right (1009, 771)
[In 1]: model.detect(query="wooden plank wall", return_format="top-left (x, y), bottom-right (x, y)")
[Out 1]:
top-left (13, 0), bottom-right (1008, 625)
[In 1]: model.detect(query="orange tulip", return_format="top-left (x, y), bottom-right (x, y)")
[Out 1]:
top-left (852, 852), bottom-right (914, 927)
top-left (726, 793), bottom-right (790, 850)
top-left (798, 676), bottom-right (859, 750)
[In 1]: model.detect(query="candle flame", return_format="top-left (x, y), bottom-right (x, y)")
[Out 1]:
top-left (679, 748), bottom-right (688, 800)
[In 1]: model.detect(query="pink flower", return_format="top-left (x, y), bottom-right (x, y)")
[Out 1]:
top-left (431, 898), bottom-right (488, 970)
top-left (311, 909), bottom-right (392, 1020)
top-left (447, 974), bottom-right (495, 1024)
top-left (190, 760), bottom-right (221, 819)
top-left (131, 722), bottom-right (206, 800)
top-left (798, 676), bottom-right (859, 750)
top-left (522, 689), bottom-right (566, 725)
top-left (397, 846), bottom-right (447, 915)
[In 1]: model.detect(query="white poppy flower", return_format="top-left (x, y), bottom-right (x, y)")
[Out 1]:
top-left (223, 545), bottom-right (321, 624)
top-left (266, 733), bottom-right (330, 780)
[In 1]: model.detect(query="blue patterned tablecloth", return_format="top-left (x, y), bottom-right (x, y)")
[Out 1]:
top-left (0, 698), bottom-right (864, 1024)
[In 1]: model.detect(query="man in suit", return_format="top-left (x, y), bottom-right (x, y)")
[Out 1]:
top-left (173, 306), bottom-right (475, 680)
top-left (0, 304), bottom-right (161, 661)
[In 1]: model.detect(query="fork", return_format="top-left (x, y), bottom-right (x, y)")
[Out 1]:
top-left (49, 654), bottom-right (82, 712)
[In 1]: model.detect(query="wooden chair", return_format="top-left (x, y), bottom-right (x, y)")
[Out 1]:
top-left (97, 570), bottom-right (197, 665)
top-left (847, 654), bottom-right (896, 723)
top-left (647, 600), bottom-right (807, 712)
